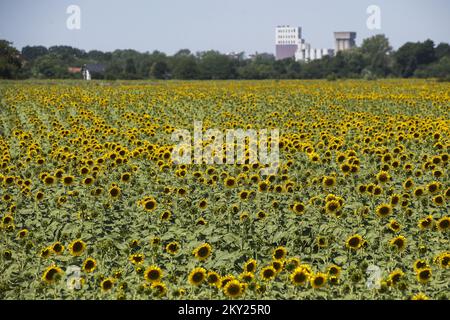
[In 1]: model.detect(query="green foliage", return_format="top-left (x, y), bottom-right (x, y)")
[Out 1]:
top-left (198, 51), bottom-right (235, 79)
top-left (150, 61), bottom-right (169, 79)
top-left (171, 54), bottom-right (199, 79)
top-left (394, 40), bottom-right (438, 77)
top-left (414, 56), bottom-right (450, 81)
top-left (0, 40), bottom-right (22, 79)
top-left (360, 34), bottom-right (392, 77)
top-left (1, 36), bottom-right (449, 80)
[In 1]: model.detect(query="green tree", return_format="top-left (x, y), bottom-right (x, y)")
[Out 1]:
top-left (435, 43), bottom-right (450, 59)
top-left (394, 40), bottom-right (437, 77)
top-left (414, 56), bottom-right (450, 81)
top-left (21, 45), bottom-right (48, 61)
top-left (198, 51), bottom-right (234, 79)
top-left (0, 40), bottom-right (22, 78)
top-left (171, 52), bottom-right (199, 79)
top-left (150, 61), bottom-right (169, 79)
top-left (105, 60), bottom-right (123, 80)
top-left (124, 58), bottom-right (137, 78)
top-left (31, 54), bottom-right (71, 78)
top-left (286, 60), bottom-right (301, 79)
top-left (360, 34), bottom-right (392, 76)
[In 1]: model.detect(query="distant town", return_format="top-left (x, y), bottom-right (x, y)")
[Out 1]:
top-left (275, 25), bottom-right (356, 62)
top-left (0, 24), bottom-right (449, 81)
top-left (79, 26), bottom-right (357, 80)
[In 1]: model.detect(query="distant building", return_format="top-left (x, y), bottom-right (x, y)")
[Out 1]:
top-left (226, 51), bottom-right (245, 60)
top-left (334, 32), bottom-right (357, 52)
top-left (249, 52), bottom-right (275, 61)
top-left (80, 63), bottom-right (106, 80)
top-left (275, 25), bottom-right (334, 62)
top-left (296, 44), bottom-right (334, 62)
top-left (68, 67), bottom-right (82, 73)
top-left (275, 25), bottom-right (302, 60)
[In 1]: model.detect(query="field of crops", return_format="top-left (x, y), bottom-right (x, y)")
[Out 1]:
top-left (0, 79), bottom-right (449, 300)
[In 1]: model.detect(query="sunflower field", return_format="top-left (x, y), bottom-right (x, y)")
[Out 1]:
top-left (0, 79), bottom-right (449, 300)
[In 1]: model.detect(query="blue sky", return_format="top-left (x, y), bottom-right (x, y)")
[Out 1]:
top-left (0, 0), bottom-right (449, 54)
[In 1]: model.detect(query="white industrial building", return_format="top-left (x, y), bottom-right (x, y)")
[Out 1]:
top-left (334, 32), bottom-right (357, 52)
top-left (275, 25), bottom-right (348, 62)
top-left (295, 43), bottom-right (334, 62)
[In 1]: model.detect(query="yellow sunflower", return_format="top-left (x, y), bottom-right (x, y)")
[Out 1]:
top-left (144, 265), bottom-right (163, 283)
top-left (193, 243), bottom-right (212, 261)
top-left (188, 267), bottom-right (206, 286)
top-left (69, 239), bottom-right (86, 256)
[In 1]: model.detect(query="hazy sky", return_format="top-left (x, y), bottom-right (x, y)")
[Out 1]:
top-left (0, 0), bottom-right (449, 54)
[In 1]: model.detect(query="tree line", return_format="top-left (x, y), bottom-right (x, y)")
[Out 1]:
top-left (1, 35), bottom-right (449, 81)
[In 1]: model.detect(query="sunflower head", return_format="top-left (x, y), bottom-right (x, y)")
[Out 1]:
top-left (100, 278), bottom-right (114, 292)
top-left (376, 203), bottom-right (392, 218)
top-left (388, 220), bottom-right (401, 232)
top-left (389, 235), bottom-right (407, 251)
top-left (42, 265), bottom-right (63, 284)
top-left (260, 266), bottom-right (276, 281)
top-left (144, 265), bottom-right (163, 283)
top-left (272, 246), bottom-right (287, 260)
top-left (224, 177), bottom-right (236, 188)
top-left (193, 243), bottom-right (212, 261)
top-left (120, 172), bottom-right (131, 182)
top-left (388, 269), bottom-right (404, 285)
top-left (151, 282), bottom-right (167, 297)
top-left (239, 272), bottom-right (254, 283)
top-left (40, 247), bottom-right (52, 259)
top-left (198, 199), bottom-right (208, 209)
top-left (83, 257), bottom-right (97, 273)
top-left (188, 267), bottom-right (206, 286)
top-left (129, 253), bottom-right (145, 265)
top-left (403, 178), bottom-right (414, 190)
top-left (166, 241), bottom-right (180, 255)
top-left (435, 252), bottom-right (449, 268)
top-left (206, 271), bottom-right (221, 287)
top-left (431, 193), bottom-right (444, 206)
top-left (325, 200), bottom-right (340, 214)
top-left (17, 229), bottom-right (29, 239)
top-left (272, 260), bottom-right (283, 273)
top-left (290, 267), bottom-right (309, 286)
top-left (413, 187), bottom-right (425, 198)
top-left (426, 181), bottom-right (441, 194)
top-left (376, 171), bottom-right (390, 183)
top-left (244, 259), bottom-right (257, 273)
top-left (411, 293), bottom-right (429, 300)
top-left (413, 259), bottom-right (428, 271)
top-left (418, 216), bottom-right (434, 230)
top-left (256, 210), bottom-right (267, 220)
top-left (51, 242), bottom-right (64, 254)
top-left (310, 273), bottom-right (327, 289)
top-left (142, 197), bottom-right (157, 211)
top-left (109, 186), bottom-right (121, 198)
top-left (160, 211), bottom-right (171, 221)
top-left (292, 202), bottom-right (305, 215)
top-left (436, 216), bottom-right (449, 231)
top-left (69, 239), bottom-right (86, 256)
top-left (416, 267), bottom-right (432, 284)
top-left (346, 234), bottom-right (364, 250)
top-left (327, 264), bottom-right (341, 277)
top-left (322, 176), bottom-right (336, 188)
top-left (223, 280), bottom-right (243, 298)
top-left (43, 175), bottom-right (55, 185)
top-left (61, 174), bottom-right (75, 186)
